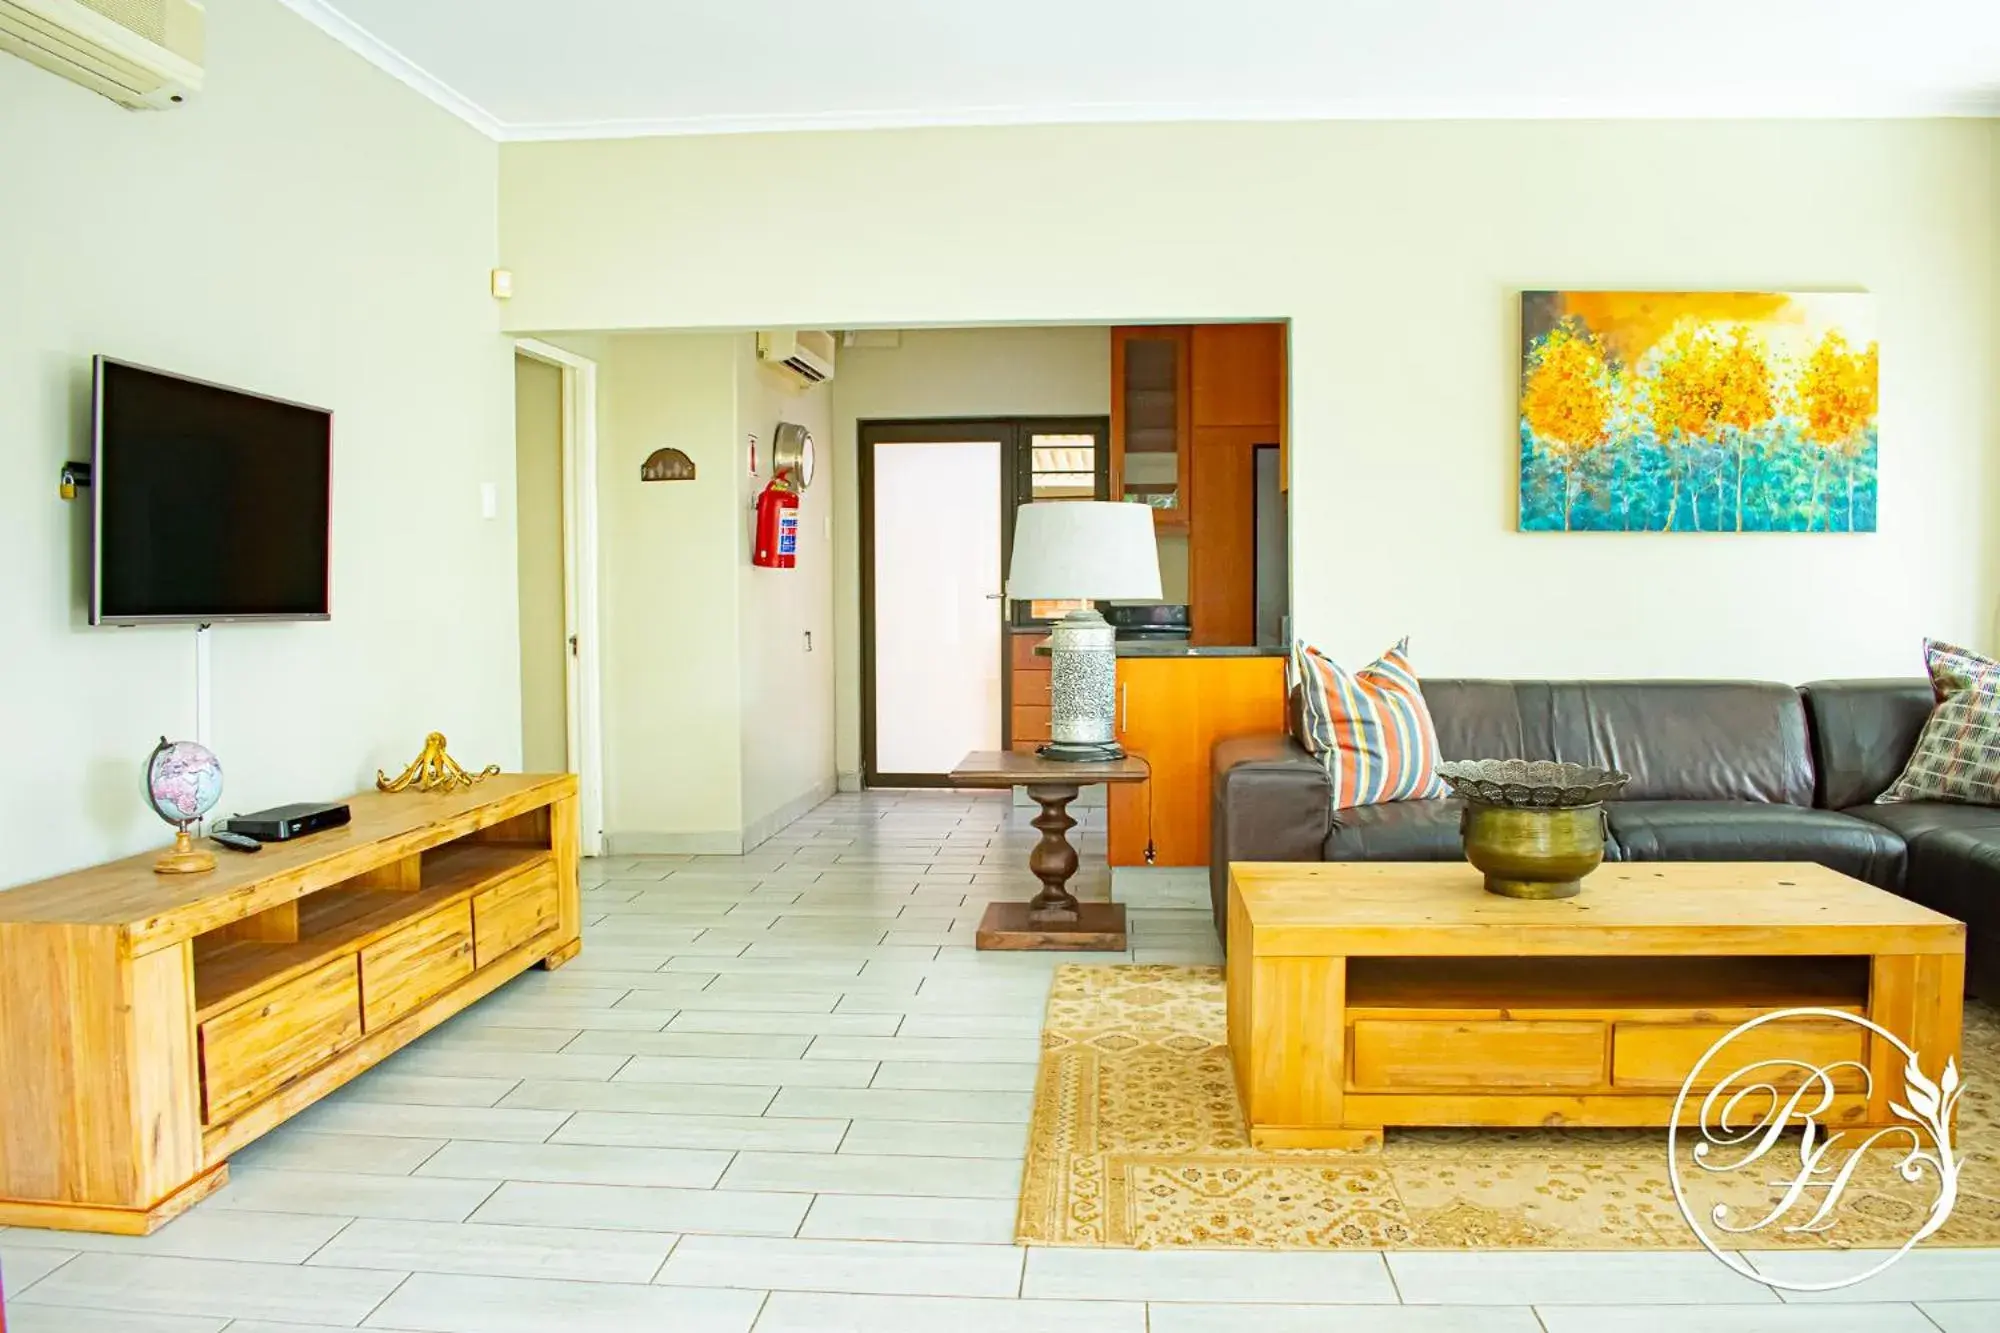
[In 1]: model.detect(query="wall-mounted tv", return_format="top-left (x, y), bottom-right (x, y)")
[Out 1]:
top-left (91, 357), bottom-right (332, 626)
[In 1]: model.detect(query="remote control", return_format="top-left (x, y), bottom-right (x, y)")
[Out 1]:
top-left (211, 830), bottom-right (263, 853)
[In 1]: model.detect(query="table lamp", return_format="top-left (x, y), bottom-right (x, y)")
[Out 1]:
top-left (1006, 502), bottom-right (1164, 761)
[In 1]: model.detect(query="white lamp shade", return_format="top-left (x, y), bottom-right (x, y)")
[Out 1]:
top-left (1006, 502), bottom-right (1163, 602)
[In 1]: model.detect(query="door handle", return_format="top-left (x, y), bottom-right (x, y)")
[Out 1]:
top-left (984, 593), bottom-right (1003, 600)
top-left (1120, 683), bottom-right (1129, 732)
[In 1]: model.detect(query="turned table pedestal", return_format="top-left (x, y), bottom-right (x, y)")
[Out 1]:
top-left (949, 750), bottom-right (1150, 951)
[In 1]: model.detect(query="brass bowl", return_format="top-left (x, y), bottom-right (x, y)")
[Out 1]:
top-left (1435, 758), bottom-right (1630, 809)
top-left (1437, 759), bottom-right (1629, 900)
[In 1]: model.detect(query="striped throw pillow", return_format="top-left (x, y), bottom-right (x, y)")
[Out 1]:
top-left (1880, 639), bottom-right (2000, 806)
top-left (1291, 638), bottom-right (1449, 810)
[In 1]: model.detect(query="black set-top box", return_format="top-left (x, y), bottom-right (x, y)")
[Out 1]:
top-left (219, 801), bottom-right (351, 842)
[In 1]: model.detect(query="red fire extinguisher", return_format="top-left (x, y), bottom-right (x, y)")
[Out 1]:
top-left (752, 476), bottom-right (800, 569)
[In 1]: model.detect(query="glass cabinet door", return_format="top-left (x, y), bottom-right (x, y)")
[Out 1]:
top-left (1111, 327), bottom-right (1191, 531)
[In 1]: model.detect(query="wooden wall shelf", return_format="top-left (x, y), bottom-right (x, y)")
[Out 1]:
top-left (0, 774), bottom-right (580, 1235)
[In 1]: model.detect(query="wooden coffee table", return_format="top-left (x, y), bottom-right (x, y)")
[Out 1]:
top-left (950, 750), bottom-right (1149, 951)
top-left (1226, 860), bottom-right (1966, 1150)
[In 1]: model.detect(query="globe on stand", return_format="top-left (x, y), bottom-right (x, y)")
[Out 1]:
top-left (146, 737), bottom-right (223, 875)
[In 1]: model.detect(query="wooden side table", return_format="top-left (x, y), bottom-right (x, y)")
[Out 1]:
top-left (949, 750), bottom-right (1150, 950)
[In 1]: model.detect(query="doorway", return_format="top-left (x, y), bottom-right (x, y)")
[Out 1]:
top-left (858, 417), bottom-right (1109, 786)
top-left (514, 353), bottom-right (567, 773)
top-left (512, 339), bottom-right (605, 855)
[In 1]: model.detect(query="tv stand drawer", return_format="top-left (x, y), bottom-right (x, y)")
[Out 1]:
top-left (472, 864), bottom-right (559, 966)
top-left (199, 955), bottom-right (361, 1125)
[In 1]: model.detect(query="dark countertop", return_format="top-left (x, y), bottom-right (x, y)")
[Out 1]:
top-left (1009, 625), bottom-right (1284, 657)
top-left (1114, 643), bottom-right (1286, 658)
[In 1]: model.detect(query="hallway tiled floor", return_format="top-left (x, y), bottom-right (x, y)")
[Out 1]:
top-left (3, 790), bottom-right (1996, 1330)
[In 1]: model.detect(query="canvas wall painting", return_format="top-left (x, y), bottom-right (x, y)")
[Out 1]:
top-left (1519, 291), bottom-right (1878, 532)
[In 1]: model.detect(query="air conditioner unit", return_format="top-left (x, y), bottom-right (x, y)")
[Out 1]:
top-left (756, 330), bottom-right (837, 387)
top-left (0, 0), bottom-right (204, 110)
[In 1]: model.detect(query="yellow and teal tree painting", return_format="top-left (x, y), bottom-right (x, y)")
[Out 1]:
top-left (1520, 292), bottom-right (1878, 532)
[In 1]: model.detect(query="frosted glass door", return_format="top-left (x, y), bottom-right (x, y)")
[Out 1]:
top-left (872, 439), bottom-right (1003, 778)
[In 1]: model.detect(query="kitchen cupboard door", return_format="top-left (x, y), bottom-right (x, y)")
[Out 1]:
top-left (1188, 425), bottom-right (1268, 647)
top-left (1191, 323), bottom-right (1285, 429)
top-left (1110, 326), bottom-right (1192, 532)
top-left (1108, 655), bottom-right (1289, 867)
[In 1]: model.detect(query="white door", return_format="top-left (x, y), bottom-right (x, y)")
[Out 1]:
top-left (870, 438), bottom-right (1004, 779)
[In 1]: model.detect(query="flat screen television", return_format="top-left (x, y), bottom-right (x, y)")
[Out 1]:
top-left (91, 357), bottom-right (332, 625)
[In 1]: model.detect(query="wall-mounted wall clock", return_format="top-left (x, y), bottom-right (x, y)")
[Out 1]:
top-left (773, 421), bottom-right (815, 491)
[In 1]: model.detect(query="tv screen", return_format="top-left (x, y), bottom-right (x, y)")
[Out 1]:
top-left (92, 358), bottom-right (331, 625)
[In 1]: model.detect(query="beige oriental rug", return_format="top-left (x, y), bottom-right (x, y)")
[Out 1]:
top-left (1016, 964), bottom-right (2000, 1250)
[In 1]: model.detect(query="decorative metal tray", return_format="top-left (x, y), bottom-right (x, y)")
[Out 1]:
top-left (1435, 758), bottom-right (1631, 809)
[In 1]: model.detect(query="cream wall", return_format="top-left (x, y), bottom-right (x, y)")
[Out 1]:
top-left (828, 327), bottom-right (1112, 785)
top-left (1, 0), bottom-right (512, 886)
top-left (737, 344), bottom-right (838, 839)
top-left (514, 353), bottom-right (568, 773)
top-left (584, 331), bottom-right (834, 850)
top-left (500, 120), bottom-right (2000, 690)
top-left (595, 334), bottom-right (746, 847)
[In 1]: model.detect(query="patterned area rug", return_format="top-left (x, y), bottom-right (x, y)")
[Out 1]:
top-left (1017, 964), bottom-right (2000, 1250)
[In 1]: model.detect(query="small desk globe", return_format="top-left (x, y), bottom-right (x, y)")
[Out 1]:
top-left (146, 737), bottom-right (223, 874)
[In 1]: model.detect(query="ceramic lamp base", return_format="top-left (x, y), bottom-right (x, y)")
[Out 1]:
top-left (1048, 608), bottom-right (1118, 751)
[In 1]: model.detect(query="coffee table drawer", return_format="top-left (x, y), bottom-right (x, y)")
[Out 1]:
top-left (1352, 1019), bottom-right (1606, 1090)
top-left (1613, 1020), bottom-right (1866, 1091)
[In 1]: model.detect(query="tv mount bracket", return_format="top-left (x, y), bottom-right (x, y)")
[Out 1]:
top-left (59, 461), bottom-right (92, 501)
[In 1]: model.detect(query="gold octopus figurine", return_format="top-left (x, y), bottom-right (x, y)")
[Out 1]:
top-left (376, 732), bottom-right (501, 793)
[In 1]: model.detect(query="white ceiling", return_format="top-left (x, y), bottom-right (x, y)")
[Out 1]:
top-left (278, 0), bottom-right (2000, 141)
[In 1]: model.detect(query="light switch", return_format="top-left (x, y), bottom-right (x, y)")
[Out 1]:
top-left (480, 482), bottom-right (498, 519)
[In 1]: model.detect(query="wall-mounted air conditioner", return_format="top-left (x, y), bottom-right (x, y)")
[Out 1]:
top-left (0, 0), bottom-right (204, 109)
top-left (756, 330), bottom-right (837, 387)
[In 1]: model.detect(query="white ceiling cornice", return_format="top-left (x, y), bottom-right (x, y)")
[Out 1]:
top-left (274, 0), bottom-right (501, 139)
top-left (496, 94), bottom-right (2000, 145)
top-left (274, 1), bottom-right (2000, 146)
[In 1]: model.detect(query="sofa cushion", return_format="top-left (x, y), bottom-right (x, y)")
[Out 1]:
top-left (1846, 800), bottom-right (2000, 842)
top-left (1416, 680), bottom-right (1814, 804)
top-left (1603, 801), bottom-right (1904, 888)
top-left (1421, 680), bottom-right (1557, 766)
top-left (1800, 679), bottom-right (1933, 808)
top-left (1545, 682), bottom-right (1815, 804)
top-left (1322, 798), bottom-right (1466, 860)
top-left (1900, 828), bottom-right (2000, 997)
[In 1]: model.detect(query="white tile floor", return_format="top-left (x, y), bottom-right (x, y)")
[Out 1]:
top-left (4, 789), bottom-right (1997, 1331)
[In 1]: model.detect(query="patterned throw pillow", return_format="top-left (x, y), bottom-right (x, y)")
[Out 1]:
top-left (1879, 639), bottom-right (2000, 806)
top-left (1291, 638), bottom-right (1449, 810)
top-left (1918, 638), bottom-right (2000, 700)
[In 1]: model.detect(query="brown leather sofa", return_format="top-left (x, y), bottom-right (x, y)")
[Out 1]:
top-left (1210, 678), bottom-right (1999, 996)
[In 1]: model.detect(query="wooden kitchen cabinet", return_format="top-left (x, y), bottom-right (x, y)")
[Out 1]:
top-left (1110, 326), bottom-right (1192, 532)
top-left (1008, 633), bottom-right (1051, 752)
top-left (1188, 425), bottom-right (1269, 648)
top-left (1192, 323), bottom-right (1285, 429)
top-left (1109, 655), bottom-right (1288, 867)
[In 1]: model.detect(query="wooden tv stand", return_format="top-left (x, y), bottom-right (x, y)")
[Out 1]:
top-left (0, 774), bottom-right (580, 1235)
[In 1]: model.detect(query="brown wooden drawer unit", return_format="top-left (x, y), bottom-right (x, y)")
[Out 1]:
top-left (199, 955), bottom-right (362, 1125)
top-left (1612, 1019), bottom-right (1866, 1091)
top-left (472, 863), bottom-right (560, 966)
top-left (360, 902), bottom-right (475, 1031)
top-left (1351, 1019), bottom-right (1606, 1090)
top-left (1010, 703), bottom-right (1052, 745)
top-left (1010, 635), bottom-right (1052, 747)
top-left (1009, 634), bottom-right (1049, 671)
